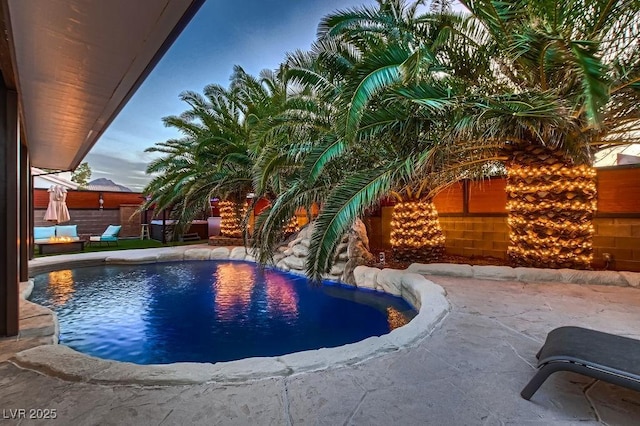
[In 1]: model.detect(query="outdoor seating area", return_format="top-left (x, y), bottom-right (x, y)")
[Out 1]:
top-left (33, 225), bottom-right (84, 255)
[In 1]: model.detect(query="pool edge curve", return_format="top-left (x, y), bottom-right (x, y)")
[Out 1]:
top-left (13, 246), bottom-right (450, 385)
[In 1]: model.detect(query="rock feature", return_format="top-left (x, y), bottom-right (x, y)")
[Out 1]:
top-left (274, 219), bottom-right (374, 283)
top-left (343, 219), bottom-right (376, 285)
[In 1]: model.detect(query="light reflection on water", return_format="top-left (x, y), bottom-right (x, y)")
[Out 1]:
top-left (387, 307), bottom-right (410, 330)
top-left (47, 270), bottom-right (75, 306)
top-left (264, 270), bottom-right (299, 318)
top-left (213, 263), bottom-right (256, 322)
top-left (31, 261), bottom-right (416, 364)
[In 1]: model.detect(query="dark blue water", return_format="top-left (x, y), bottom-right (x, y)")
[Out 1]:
top-left (31, 261), bottom-right (416, 364)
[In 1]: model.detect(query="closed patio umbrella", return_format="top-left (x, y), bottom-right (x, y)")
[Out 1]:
top-left (43, 185), bottom-right (71, 223)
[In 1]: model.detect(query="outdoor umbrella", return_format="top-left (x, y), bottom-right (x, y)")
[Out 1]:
top-left (43, 185), bottom-right (71, 223)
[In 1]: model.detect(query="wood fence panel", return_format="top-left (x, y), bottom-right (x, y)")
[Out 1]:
top-left (597, 166), bottom-right (640, 214)
top-left (434, 182), bottom-right (464, 213)
top-left (468, 179), bottom-right (507, 213)
top-left (33, 189), bottom-right (144, 209)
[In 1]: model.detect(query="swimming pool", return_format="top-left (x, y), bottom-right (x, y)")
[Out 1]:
top-left (31, 261), bottom-right (416, 364)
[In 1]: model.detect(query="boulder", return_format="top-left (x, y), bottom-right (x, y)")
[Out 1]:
top-left (375, 268), bottom-right (404, 296)
top-left (330, 262), bottom-right (346, 276)
top-left (350, 218), bottom-right (370, 249)
top-left (298, 238), bottom-right (311, 248)
top-left (210, 247), bottom-right (231, 260)
top-left (283, 255), bottom-right (305, 271)
top-left (353, 265), bottom-right (380, 290)
top-left (515, 267), bottom-right (562, 283)
top-left (292, 245), bottom-right (309, 257)
top-left (287, 238), bottom-right (302, 248)
top-left (620, 271), bottom-right (640, 288)
top-left (184, 248), bottom-right (212, 261)
top-left (335, 243), bottom-right (348, 254)
top-left (156, 251), bottom-right (185, 262)
top-left (229, 247), bottom-right (247, 260)
top-left (341, 218), bottom-right (375, 284)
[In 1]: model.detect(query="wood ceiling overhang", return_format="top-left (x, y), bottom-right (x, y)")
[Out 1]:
top-left (2, 0), bottom-right (204, 169)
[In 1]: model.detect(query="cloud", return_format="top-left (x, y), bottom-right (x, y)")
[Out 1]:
top-left (84, 152), bottom-right (153, 192)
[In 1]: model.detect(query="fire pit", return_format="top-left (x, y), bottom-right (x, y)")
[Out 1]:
top-left (37, 237), bottom-right (85, 255)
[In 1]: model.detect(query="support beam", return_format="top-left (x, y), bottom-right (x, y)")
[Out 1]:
top-left (29, 173), bottom-right (34, 259)
top-left (0, 85), bottom-right (19, 336)
top-left (19, 142), bottom-right (28, 281)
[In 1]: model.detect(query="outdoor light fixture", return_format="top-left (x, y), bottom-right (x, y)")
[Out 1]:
top-left (99, 193), bottom-right (104, 210)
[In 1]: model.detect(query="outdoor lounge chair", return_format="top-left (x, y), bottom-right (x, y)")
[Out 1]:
top-left (88, 225), bottom-right (121, 247)
top-left (521, 326), bottom-right (640, 400)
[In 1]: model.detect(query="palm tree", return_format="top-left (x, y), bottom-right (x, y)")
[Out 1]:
top-left (142, 73), bottom-right (256, 238)
top-left (294, 0), bottom-right (472, 278)
top-left (441, 0), bottom-right (640, 268)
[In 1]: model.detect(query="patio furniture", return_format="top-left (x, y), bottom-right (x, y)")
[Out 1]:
top-left (521, 326), bottom-right (640, 400)
top-left (140, 223), bottom-right (150, 240)
top-left (37, 240), bottom-right (85, 255)
top-left (34, 225), bottom-right (81, 244)
top-left (88, 225), bottom-right (121, 247)
top-left (34, 225), bottom-right (83, 254)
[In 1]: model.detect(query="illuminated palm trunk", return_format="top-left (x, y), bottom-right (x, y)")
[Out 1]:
top-left (390, 198), bottom-right (445, 262)
top-left (506, 145), bottom-right (596, 269)
top-left (219, 200), bottom-right (246, 238)
top-left (283, 216), bottom-right (300, 237)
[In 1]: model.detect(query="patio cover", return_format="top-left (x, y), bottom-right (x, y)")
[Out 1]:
top-left (2, 0), bottom-right (204, 170)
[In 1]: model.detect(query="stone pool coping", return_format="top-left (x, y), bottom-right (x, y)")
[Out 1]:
top-left (404, 263), bottom-right (640, 287)
top-left (15, 246), bottom-right (450, 385)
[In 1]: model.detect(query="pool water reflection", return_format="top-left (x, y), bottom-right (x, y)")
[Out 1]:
top-left (31, 261), bottom-right (416, 365)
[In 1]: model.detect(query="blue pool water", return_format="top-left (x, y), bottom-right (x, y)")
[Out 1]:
top-left (31, 261), bottom-right (416, 364)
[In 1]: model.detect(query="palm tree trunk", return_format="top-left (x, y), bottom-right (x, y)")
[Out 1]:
top-left (219, 200), bottom-right (246, 238)
top-left (390, 198), bottom-right (445, 263)
top-left (505, 144), bottom-right (597, 269)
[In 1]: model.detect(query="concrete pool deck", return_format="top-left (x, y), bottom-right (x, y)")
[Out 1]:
top-left (0, 247), bottom-right (639, 424)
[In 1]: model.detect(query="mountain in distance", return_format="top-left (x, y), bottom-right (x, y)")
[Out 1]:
top-left (87, 178), bottom-right (132, 192)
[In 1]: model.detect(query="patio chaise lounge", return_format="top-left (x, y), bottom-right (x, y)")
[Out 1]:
top-left (521, 326), bottom-right (640, 400)
top-left (88, 225), bottom-right (121, 247)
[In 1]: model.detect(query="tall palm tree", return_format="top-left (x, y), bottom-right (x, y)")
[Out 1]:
top-left (142, 72), bottom-right (257, 238)
top-left (295, 1), bottom-right (474, 278)
top-left (442, 0), bottom-right (640, 268)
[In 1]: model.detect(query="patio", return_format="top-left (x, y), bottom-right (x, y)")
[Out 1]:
top-left (1, 249), bottom-right (639, 425)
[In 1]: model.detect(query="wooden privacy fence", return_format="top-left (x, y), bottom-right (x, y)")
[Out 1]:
top-left (33, 189), bottom-right (145, 237)
top-left (431, 165), bottom-right (640, 216)
top-left (367, 165), bottom-right (640, 272)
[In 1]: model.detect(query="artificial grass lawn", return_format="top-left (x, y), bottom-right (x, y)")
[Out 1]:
top-left (34, 238), bottom-right (209, 257)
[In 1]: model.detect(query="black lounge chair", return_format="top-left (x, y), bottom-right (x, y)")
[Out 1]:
top-left (521, 326), bottom-right (640, 400)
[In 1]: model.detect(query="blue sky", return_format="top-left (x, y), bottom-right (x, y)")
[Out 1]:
top-left (85, 0), bottom-right (376, 191)
top-left (86, 1), bottom-right (463, 191)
